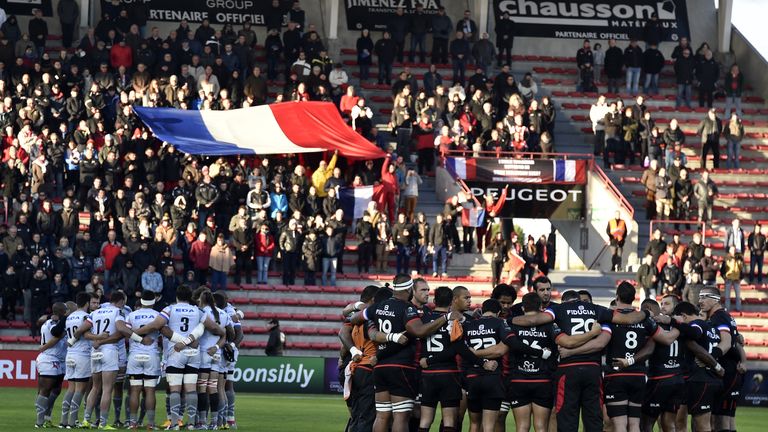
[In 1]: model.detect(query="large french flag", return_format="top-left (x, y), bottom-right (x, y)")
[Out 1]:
top-left (133, 102), bottom-right (386, 159)
top-left (339, 185), bottom-right (382, 220)
top-left (445, 157), bottom-right (476, 180)
top-left (553, 160), bottom-right (587, 183)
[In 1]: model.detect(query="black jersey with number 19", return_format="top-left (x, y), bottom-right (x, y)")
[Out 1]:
top-left (366, 297), bottom-right (420, 367)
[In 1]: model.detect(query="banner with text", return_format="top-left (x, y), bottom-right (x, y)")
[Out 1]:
top-left (324, 358), bottom-right (343, 394)
top-left (446, 157), bottom-right (588, 185)
top-left (493, 0), bottom-right (690, 41)
top-left (466, 182), bottom-right (585, 220)
top-left (345, 0), bottom-right (443, 31)
top-left (740, 370), bottom-right (768, 407)
top-left (0, 350), bottom-right (41, 388)
top-left (229, 356), bottom-right (325, 393)
top-left (99, 0), bottom-right (285, 25)
top-left (5, 0), bottom-right (53, 16)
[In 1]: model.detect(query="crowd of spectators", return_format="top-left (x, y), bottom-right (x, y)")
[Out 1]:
top-left (0, 2), bottom-right (534, 335)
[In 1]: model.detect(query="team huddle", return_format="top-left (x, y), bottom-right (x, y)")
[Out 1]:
top-left (34, 286), bottom-right (244, 430)
top-left (340, 275), bottom-right (746, 432)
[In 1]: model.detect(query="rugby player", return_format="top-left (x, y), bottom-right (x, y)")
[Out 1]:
top-left (61, 293), bottom-right (98, 428)
top-left (34, 302), bottom-right (68, 428)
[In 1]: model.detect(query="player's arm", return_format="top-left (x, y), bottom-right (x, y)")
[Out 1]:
top-left (72, 320), bottom-right (92, 338)
top-left (556, 322), bottom-right (602, 348)
top-left (368, 326), bottom-right (408, 345)
top-left (232, 322), bottom-right (244, 347)
top-left (559, 329), bottom-right (611, 357)
top-left (609, 309), bottom-right (650, 325)
top-left (203, 316), bottom-right (226, 336)
top-left (685, 340), bottom-right (721, 370)
top-left (505, 335), bottom-right (550, 358)
top-left (474, 341), bottom-right (509, 359)
top-left (116, 320), bottom-right (134, 338)
top-left (714, 328), bottom-right (733, 359)
top-left (652, 327), bottom-right (680, 346)
top-left (613, 338), bottom-right (655, 370)
top-left (135, 314), bottom-right (168, 335)
top-left (510, 311), bottom-right (554, 327)
top-left (406, 313), bottom-right (449, 338)
top-left (338, 323), bottom-right (355, 351)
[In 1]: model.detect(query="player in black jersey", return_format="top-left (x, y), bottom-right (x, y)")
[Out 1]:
top-left (512, 286), bottom-right (651, 432)
top-left (462, 299), bottom-right (507, 432)
top-left (699, 287), bottom-right (747, 432)
top-left (509, 276), bottom-right (555, 318)
top-left (602, 284), bottom-right (678, 432)
top-left (656, 302), bottom-right (725, 432)
top-left (475, 293), bottom-right (557, 432)
top-left (490, 283), bottom-right (517, 432)
top-left (410, 277), bottom-right (431, 432)
top-left (364, 275), bottom-right (459, 432)
top-left (640, 296), bottom-right (685, 432)
top-left (417, 286), bottom-right (486, 432)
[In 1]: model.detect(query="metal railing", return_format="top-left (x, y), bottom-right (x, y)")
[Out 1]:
top-left (591, 162), bottom-right (635, 217)
top-left (444, 149), bottom-right (594, 160)
top-left (649, 220), bottom-right (707, 244)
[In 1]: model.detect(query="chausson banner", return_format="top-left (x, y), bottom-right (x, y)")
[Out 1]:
top-left (345, 0), bottom-right (444, 31)
top-left (98, 0), bottom-right (283, 25)
top-left (445, 156), bottom-right (589, 185)
top-left (5, 0), bottom-right (53, 16)
top-left (493, 0), bottom-right (690, 41)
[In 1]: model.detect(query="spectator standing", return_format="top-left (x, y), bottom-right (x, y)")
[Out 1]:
top-left (576, 39), bottom-right (593, 89)
top-left (725, 219), bottom-right (745, 255)
top-left (456, 10), bottom-right (477, 42)
top-left (697, 108), bottom-right (722, 170)
top-left (28, 8), bottom-right (48, 56)
top-left (321, 225), bottom-right (341, 286)
top-left (604, 39), bottom-right (624, 94)
top-left (428, 214), bottom-right (448, 277)
top-left (57, 0), bottom-right (80, 49)
top-left (408, 4), bottom-right (429, 64)
top-left (392, 213), bottom-right (413, 275)
top-left (402, 169), bottom-right (422, 222)
top-left (374, 32), bottom-right (396, 85)
top-left (721, 246), bottom-right (744, 311)
top-left (696, 50), bottom-right (719, 108)
top-left (430, 6), bottom-right (452, 65)
top-left (589, 95), bottom-right (609, 158)
top-left (387, 7), bottom-right (407, 63)
top-left (654, 166), bottom-right (672, 224)
top-left (642, 13), bottom-right (663, 47)
top-left (471, 33), bottom-right (495, 75)
top-left (279, 219), bottom-right (301, 285)
top-left (593, 43), bottom-right (604, 83)
top-left (694, 170), bottom-right (717, 224)
top-left (189, 233), bottom-right (212, 284)
top-left (674, 48), bottom-right (695, 108)
top-left (374, 213), bottom-right (391, 273)
top-left (356, 29), bottom-right (373, 81)
top-left (302, 229), bottom-right (321, 285)
top-left (724, 112), bottom-right (744, 169)
top-left (724, 64), bottom-right (744, 118)
top-left (450, 31), bottom-right (470, 86)
top-left (231, 218), bottom-right (254, 286)
top-left (255, 224), bottom-right (275, 285)
top-left (488, 232), bottom-right (508, 287)
top-left (642, 43), bottom-right (664, 95)
top-left (748, 223), bottom-right (766, 285)
top-left (636, 254), bottom-right (656, 299)
top-left (265, 318), bottom-right (285, 356)
top-left (606, 211), bottom-right (627, 272)
top-left (624, 39), bottom-right (643, 95)
top-left (674, 168), bottom-right (693, 228)
top-left (495, 12), bottom-right (514, 66)
top-left (640, 159), bottom-right (659, 219)
top-left (140, 263), bottom-right (162, 296)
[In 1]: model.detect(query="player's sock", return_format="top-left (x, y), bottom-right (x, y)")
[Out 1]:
top-left (35, 395), bottom-right (48, 425)
top-left (113, 393), bottom-right (123, 423)
top-left (209, 393), bottom-right (220, 427)
top-left (185, 391), bottom-right (198, 425)
top-left (168, 392), bottom-right (182, 425)
top-left (138, 393), bottom-right (146, 424)
top-left (409, 417), bottom-right (420, 432)
top-left (197, 392), bottom-right (209, 425)
top-left (60, 392), bottom-right (73, 426)
top-left (99, 406), bottom-right (110, 427)
top-left (70, 392), bottom-right (83, 426)
top-left (443, 427), bottom-right (456, 432)
top-left (418, 428), bottom-right (430, 432)
top-left (165, 391), bottom-right (172, 421)
top-left (225, 389), bottom-right (235, 423)
top-left (146, 409), bottom-right (156, 427)
top-left (46, 387), bottom-right (61, 420)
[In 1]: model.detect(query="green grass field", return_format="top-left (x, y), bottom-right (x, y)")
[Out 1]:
top-left (2, 387), bottom-right (767, 431)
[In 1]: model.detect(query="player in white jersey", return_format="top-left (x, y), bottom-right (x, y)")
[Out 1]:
top-left (218, 294), bottom-right (244, 429)
top-left (81, 290), bottom-right (127, 429)
top-left (133, 285), bottom-right (224, 429)
top-left (116, 290), bottom-right (162, 430)
top-left (34, 302), bottom-right (68, 428)
top-left (60, 293), bottom-right (97, 428)
top-left (102, 299), bottom-right (132, 429)
top-left (194, 289), bottom-right (233, 429)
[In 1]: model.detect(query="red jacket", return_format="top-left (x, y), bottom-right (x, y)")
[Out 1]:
top-left (255, 232), bottom-right (275, 257)
top-left (380, 157), bottom-right (397, 194)
top-left (110, 44), bottom-right (133, 69)
top-left (100, 242), bottom-right (122, 270)
top-left (189, 240), bottom-right (212, 270)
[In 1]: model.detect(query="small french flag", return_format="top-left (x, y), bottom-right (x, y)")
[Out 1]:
top-left (339, 186), bottom-right (376, 220)
top-left (553, 160), bottom-right (586, 183)
top-left (446, 157), bottom-right (476, 179)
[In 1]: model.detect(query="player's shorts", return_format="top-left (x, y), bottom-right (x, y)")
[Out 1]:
top-left (465, 373), bottom-right (505, 412)
top-left (686, 380), bottom-right (722, 415)
top-left (127, 351), bottom-right (161, 378)
top-left (118, 344), bottom-right (127, 369)
top-left (64, 352), bottom-right (91, 381)
top-left (642, 376), bottom-right (684, 417)
top-left (713, 365), bottom-right (743, 417)
top-left (604, 374), bottom-right (646, 405)
top-left (165, 346), bottom-right (202, 371)
top-left (373, 366), bottom-right (418, 399)
top-left (199, 347), bottom-right (222, 371)
top-left (420, 372), bottom-right (462, 408)
top-left (91, 347), bottom-right (120, 373)
top-left (507, 379), bottom-right (554, 409)
top-left (36, 353), bottom-right (65, 377)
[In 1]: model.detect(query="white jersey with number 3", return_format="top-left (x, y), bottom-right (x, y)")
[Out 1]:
top-left (161, 302), bottom-right (205, 336)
